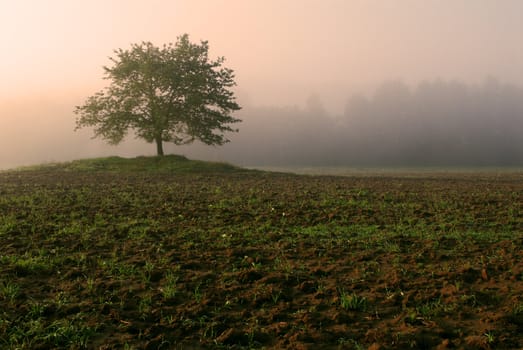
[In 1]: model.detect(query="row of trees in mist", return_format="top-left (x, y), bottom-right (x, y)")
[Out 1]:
top-left (224, 79), bottom-right (523, 166)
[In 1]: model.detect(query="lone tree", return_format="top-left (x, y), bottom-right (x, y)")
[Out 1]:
top-left (75, 34), bottom-right (241, 156)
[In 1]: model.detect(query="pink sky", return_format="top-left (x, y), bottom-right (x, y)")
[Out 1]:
top-left (1, 0), bottom-right (522, 168)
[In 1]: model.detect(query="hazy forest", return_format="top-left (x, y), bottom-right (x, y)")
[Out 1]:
top-left (1, 79), bottom-right (523, 170)
top-left (218, 78), bottom-right (523, 167)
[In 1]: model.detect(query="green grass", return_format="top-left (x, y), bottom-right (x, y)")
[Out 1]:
top-left (338, 291), bottom-right (368, 311)
top-left (12, 154), bottom-right (243, 173)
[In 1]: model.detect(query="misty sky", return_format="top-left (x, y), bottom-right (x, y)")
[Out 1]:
top-left (1, 1), bottom-right (523, 168)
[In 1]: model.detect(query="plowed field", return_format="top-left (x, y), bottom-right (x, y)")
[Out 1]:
top-left (1, 168), bottom-right (522, 349)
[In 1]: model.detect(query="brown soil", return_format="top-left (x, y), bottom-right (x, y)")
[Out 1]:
top-left (0, 170), bottom-right (522, 349)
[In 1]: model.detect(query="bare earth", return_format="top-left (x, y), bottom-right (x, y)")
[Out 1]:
top-left (0, 170), bottom-right (522, 349)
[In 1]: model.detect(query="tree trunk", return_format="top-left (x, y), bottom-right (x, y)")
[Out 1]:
top-left (155, 137), bottom-right (164, 156)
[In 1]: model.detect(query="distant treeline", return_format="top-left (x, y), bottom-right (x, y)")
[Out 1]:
top-left (225, 78), bottom-right (523, 166)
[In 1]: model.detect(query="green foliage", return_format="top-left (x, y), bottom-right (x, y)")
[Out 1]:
top-left (339, 291), bottom-right (367, 311)
top-left (160, 272), bottom-right (179, 300)
top-left (0, 281), bottom-right (19, 304)
top-left (75, 34), bottom-right (241, 155)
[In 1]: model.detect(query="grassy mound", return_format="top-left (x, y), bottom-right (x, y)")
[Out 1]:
top-left (12, 155), bottom-right (243, 174)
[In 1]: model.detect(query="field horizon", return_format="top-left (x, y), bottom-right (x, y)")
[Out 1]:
top-left (5, 154), bottom-right (523, 177)
top-left (1, 155), bottom-right (522, 349)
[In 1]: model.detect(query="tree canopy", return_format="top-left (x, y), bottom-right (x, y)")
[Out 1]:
top-left (74, 34), bottom-right (241, 155)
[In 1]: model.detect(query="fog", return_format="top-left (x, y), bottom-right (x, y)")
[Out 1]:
top-left (1, 1), bottom-right (523, 169)
top-left (215, 78), bottom-right (523, 166)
